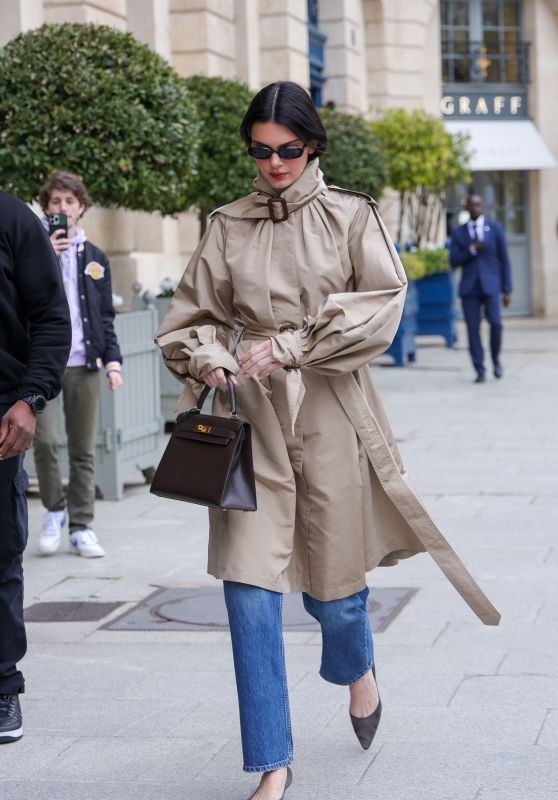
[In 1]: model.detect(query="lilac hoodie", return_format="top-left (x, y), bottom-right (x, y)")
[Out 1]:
top-left (42, 219), bottom-right (88, 367)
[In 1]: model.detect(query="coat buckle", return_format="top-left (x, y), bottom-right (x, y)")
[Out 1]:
top-left (267, 197), bottom-right (288, 222)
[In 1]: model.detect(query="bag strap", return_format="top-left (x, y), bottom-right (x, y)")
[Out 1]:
top-left (196, 373), bottom-right (237, 416)
top-left (192, 324), bottom-right (244, 415)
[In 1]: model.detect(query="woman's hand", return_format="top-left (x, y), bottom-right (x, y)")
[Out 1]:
top-left (202, 368), bottom-right (238, 388)
top-left (238, 340), bottom-right (283, 379)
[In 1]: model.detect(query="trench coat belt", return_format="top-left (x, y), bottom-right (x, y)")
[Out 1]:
top-left (331, 373), bottom-right (501, 627)
top-left (237, 325), bottom-right (305, 433)
top-left (238, 325), bottom-right (297, 339)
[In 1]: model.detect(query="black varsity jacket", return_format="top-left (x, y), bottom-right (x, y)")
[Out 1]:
top-left (74, 240), bottom-right (122, 370)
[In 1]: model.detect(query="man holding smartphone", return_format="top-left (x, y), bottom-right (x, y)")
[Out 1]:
top-left (0, 190), bottom-right (71, 742)
top-left (35, 171), bottom-right (123, 558)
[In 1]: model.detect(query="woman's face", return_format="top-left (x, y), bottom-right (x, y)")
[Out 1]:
top-left (250, 121), bottom-right (314, 191)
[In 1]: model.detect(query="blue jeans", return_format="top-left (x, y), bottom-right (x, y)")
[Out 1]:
top-left (223, 581), bottom-right (374, 772)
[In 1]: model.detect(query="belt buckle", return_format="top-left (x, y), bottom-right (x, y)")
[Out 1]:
top-left (267, 197), bottom-right (288, 222)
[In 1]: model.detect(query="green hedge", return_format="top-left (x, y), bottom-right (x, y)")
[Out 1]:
top-left (183, 75), bottom-right (255, 213)
top-left (319, 108), bottom-right (386, 199)
top-left (0, 23), bottom-right (199, 214)
top-left (401, 248), bottom-right (449, 281)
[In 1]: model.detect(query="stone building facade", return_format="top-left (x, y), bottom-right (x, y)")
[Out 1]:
top-left (2, 0), bottom-right (557, 315)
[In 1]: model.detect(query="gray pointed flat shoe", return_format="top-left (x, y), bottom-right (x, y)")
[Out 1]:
top-left (282, 767), bottom-right (293, 798)
top-left (350, 665), bottom-right (382, 750)
top-left (248, 766), bottom-right (293, 800)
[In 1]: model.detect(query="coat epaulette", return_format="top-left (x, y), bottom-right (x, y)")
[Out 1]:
top-left (209, 194), bottom-right (258, 219)
top-left (328, 185), bottom-right (379, 208)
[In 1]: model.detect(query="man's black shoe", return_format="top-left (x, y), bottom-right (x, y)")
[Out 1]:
top-left (474, 373), bottom-right (486, 383)
top-left (0, 694), bottom-right (23, 743)
top-left (494, 363), bottom-right (503, 379)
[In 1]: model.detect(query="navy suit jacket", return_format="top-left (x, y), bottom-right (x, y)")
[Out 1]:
top-left (450, 220), bottom-right (512, 297)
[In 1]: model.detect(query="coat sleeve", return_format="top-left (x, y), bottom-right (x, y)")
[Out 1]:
top-left (99, 252), bottom-right (122, 365)
top-left (450, 228), bottom-right (476, 268)
top-left (270, 199), bottom-right (407, 375)
top-left (15, 217), bottom-right (71, 400)
top-left (155, 215), bottom-right (239, 392)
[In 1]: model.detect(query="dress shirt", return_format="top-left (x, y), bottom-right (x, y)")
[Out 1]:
top-left (468, 214), bottom-right (485, 255)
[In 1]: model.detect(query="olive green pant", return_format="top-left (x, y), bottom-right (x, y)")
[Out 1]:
top-left (34, 367), bottom-right (100, 532)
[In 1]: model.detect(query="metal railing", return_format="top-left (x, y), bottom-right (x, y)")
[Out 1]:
top-left (132, 283), bottom-right (181, 425)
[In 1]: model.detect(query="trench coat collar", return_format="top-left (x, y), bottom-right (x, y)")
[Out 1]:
top-left (248, 159), bottom-right (327, 220)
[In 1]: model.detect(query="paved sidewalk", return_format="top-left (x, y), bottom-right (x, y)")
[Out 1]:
top-left (1, 318), bottom-right (557, 800)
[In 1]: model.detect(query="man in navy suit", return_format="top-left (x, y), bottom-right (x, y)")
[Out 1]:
top-left (450, 195), bottom-right (512, 383)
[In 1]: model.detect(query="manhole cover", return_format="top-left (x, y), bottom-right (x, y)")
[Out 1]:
top-left (103, 587), bottom-right (417, 632)
top-left (24, 601), bottom-right (123, 622)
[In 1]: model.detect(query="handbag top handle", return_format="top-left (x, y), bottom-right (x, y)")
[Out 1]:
top-left (195, 372), bottom-right (238, 417)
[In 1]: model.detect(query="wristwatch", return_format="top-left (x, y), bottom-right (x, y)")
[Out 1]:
top-left (21, 394), bottom-right (47, 415)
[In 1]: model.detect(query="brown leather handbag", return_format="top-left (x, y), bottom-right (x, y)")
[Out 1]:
top-left (150, 375), bottom-right (257, 511)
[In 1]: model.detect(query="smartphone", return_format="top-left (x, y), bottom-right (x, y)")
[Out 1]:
top-left (47, 212), bottom-right (68, 237)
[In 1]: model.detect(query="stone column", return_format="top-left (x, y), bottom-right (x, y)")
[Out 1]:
top-left (259, 0), bottom-right (309, 87)
top-left (43, 0), bottom-right (126, 28)
top-left (0, 0), bottom-right (43, 47)
top-left (363, 0), bottom-right (441, 114)
top-left (121, 0), bottom-right (184, 301)
top-left (170, 0), bottom-right (236, 78)
top-left (362, 0), bottom-right (442, 239)
top-left (235, 0), bottom-right (261, 89)
top-left (168, 1), bottom-right (238, 291)
top-left (127, 0), bottom-right (171, 62)
top-left (524, 0), bottom-right (558, 316)
top-left (320, 0), bottom-right (368, 113)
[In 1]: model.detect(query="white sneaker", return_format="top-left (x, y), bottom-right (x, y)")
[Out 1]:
top-left (69, 528), bottom-right (106, 558)
top-left (38, 510), bottom-right (67, 555)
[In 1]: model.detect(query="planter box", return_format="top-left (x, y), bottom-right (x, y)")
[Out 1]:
top-left (26, 309), bottom-right (162, 500)
top-left (415, 271), bottom-right (456, 347)
top-left (383, 280), bottom-right (417, 367)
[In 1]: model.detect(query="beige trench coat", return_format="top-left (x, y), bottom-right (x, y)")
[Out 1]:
top-left (156, 160), bottom-right (500, 626)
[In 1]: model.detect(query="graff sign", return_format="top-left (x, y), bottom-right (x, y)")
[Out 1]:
top-left (440, 93), bottom-right (527, 119)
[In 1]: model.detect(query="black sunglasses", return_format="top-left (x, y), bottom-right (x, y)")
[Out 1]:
top-left (247, 144), bottom-right (307, 160)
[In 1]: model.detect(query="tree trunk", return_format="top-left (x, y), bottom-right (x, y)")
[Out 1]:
top-left (426, 194), bottom-right (441, 244)
top-left (408, 190), bottom-right (419, 247)
top-left (416, 187), bottom-right (428, 249)
top-left (397, 190), bottom-right (406, 244)
top-left (434, 193), bottom-right (446, 244)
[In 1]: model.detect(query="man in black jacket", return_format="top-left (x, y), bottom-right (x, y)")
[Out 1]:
top-left (34, 172), bottom-right (123, 559)
top-left (0, 190), bottom-right (71, 743)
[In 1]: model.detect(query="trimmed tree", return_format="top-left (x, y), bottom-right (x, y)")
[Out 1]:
top-left (0, 23), bottom-right (199, 214)
top-left (319, 108), bottom-right (387, 199)
top-left (183, 75), bottom-right (256, 237)
top-left (371, 108), bottom-right (469, 247)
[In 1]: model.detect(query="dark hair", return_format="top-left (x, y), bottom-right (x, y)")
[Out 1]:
top-left (240, 81), bottom-right (327, 160)
top-left (39, 170), bottom-right (92, 213)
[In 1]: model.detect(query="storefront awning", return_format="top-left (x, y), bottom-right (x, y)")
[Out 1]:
top-left (445, 120), bottom-right (557, 171)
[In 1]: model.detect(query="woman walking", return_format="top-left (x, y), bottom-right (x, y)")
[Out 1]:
top-left (156, 82), bottom-right (499, 799)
